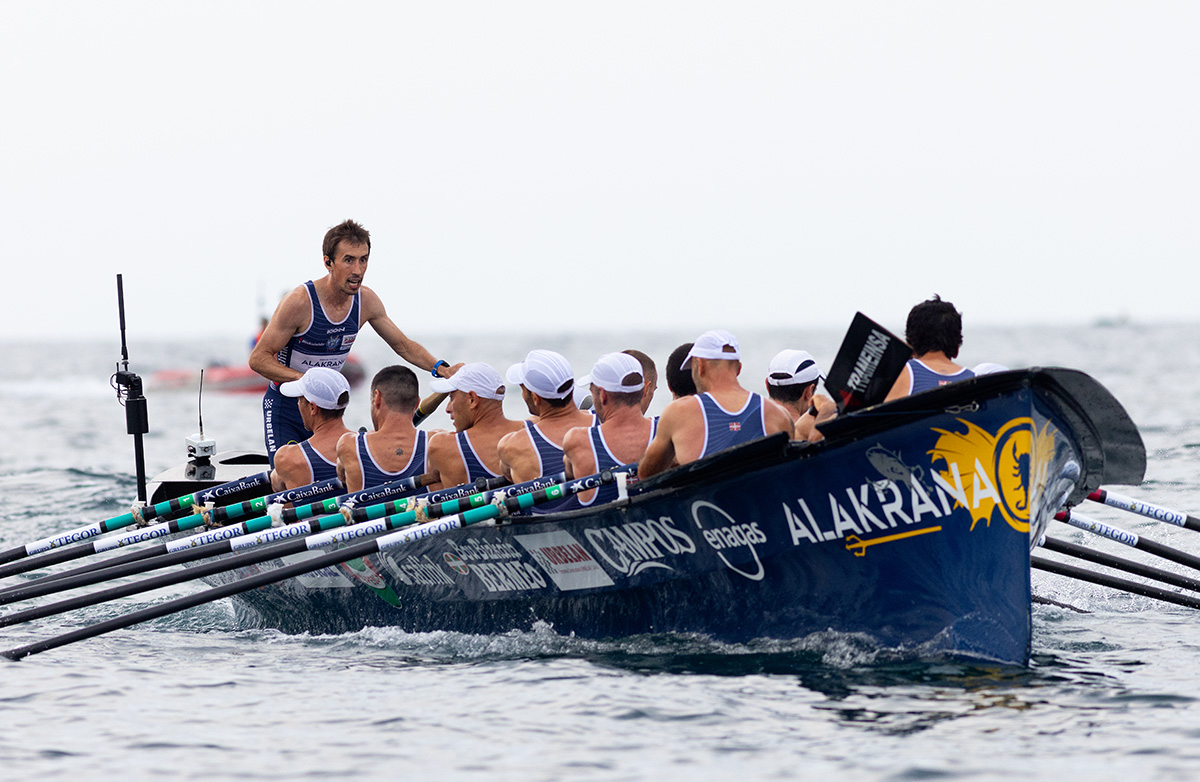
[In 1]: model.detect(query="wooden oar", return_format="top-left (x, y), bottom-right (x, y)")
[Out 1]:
top-left (1040, 536), bottom-right (1200, 595)
top-left (0, 477), bottom-right (345, 582)
top-left (1087, 488), bottom-right (1200, 533)
top-left (0, 466), bottom-right (625, 659)
top-left (1056, 509), bottom-right (1200, 574)
top-left (1032, 555), bottom-right (1200, 610)
top-left (0, 471), bottom-right (273, 568)
top-left (0, 470), bottom-right (565, 608)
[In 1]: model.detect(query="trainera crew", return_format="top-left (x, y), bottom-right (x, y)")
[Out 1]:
top-left (885, 294), bottom-right (975, 400)
top-left (335, 366), bottom-right (431, 493)
top-left (249, 219), bottom-right (459, 466)
top-left (270, 367), bottom-right (353, 491)
top-left (562, 352), bottom-right (657, 506)
top-left (424, 363), bottom-right (523, 490)
top-left (638, 329), bottom-right (793, 479)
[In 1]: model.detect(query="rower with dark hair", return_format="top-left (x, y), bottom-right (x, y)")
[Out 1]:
top-left (665, 342), bottom-right (697, 399)
top-left (425, 363), bottom-right (523, 490)
top-left (765, 349), bottom-right (836, 440)
top-left (563, 353), bottom-right (657, 505)
top-left (885, 294), bottom-right (975, 401)
top-left (270, 367), bottom-right (353, 491)
top-left (335, 365), bottom-right (431, 493)
top-left (639, 330), bottom-right (793, 479)
top-left (497, 350), bottom-right (593, 489)
top-left (250, 218), bottom-right (460, 467)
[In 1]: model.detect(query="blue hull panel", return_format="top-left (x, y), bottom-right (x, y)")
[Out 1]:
top-left (208, 369), bottom-right (1141, 667)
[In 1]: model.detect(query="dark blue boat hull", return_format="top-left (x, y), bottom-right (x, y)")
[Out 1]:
top-left (208, 368), bottom-right (1143, 666)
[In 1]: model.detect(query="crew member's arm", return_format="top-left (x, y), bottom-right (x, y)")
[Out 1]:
top-left (884, 365), bottom-right (913, 402)
top-left (249, 286), bottom-right (311, 384)
top-left (270, 443), bottom-right (308, 492)
top-left (637, 404), bottom-right (682, 480)
top-left (561, 426), bottom-right (599, 502)
top-left (497, 429), bottom-right (540, 484)
top-left (335, 432), bottom-right (364, 493)
top-left (763, 398), bottom-right (795, 438)
top-left (360, 287), bottom-right (457, 378)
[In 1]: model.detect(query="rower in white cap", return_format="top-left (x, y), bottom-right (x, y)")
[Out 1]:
top-left (270, 367), bottom-right (353, 491)
top-left (638, 330), bottom-right (793, 479)
top-left (562, 353), bottom-right (657, 505)
top-left (424, 362), bottom-right (524, 490)
top-left (764, 349), bottom-right (837, 441)
top-left (497, 350), bottom-right (593, 489)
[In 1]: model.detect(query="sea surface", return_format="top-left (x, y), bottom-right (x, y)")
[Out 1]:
top-left (1, 323), bottom-right (1199, 781)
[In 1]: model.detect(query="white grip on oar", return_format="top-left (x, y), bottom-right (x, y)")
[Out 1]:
top-left (1062, 511), bottom-right (1140, 547)
top-left (375, 515), bottom-right (465, 552)
top-left (229, 521), bottom-right (317, 551)
top-left (96, 521), bottom-right (176, 553)
top-left (26, 523), bottom-right (106, 556)
top-left (1095, 490), bottom-right (1188, 528)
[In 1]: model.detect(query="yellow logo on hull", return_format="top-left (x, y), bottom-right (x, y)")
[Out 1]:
top-left (928, 417), bottom-right (1058, 534)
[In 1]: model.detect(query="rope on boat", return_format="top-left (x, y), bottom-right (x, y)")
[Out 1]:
top-left (267, 503), bottom-right (285, 528)
top-left (129, 504), bottom-right (148, 528)
top-left (197, 504), bottom-right (216, 529)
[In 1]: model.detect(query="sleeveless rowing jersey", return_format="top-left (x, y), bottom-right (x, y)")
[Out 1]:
top-left (697, 392), bottom-right (767, 459)
top-left (524, 421), bottom-right (577, 515)
top-left (299, 440), bottom-right (339, 485)
top-left (579, 418), bottom-right (657, 507)
top-left (262, 281), bottom-right (361, 465)
top-left (274, 281), bottom-right (361, 379)
top-left (906, 359), bottom-right (975, 395)
top-left (355, 430), bottom-right (429, 490)
top-left (456, 430), bottom-right (502, 485)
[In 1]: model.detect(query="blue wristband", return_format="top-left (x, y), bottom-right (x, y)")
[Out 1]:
top-left (432, 360), bottom-right (449, 378)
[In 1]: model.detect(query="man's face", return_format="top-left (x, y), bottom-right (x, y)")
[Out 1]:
top-left (446, 390), bottom-right (474, 432)
top-left (325, 240), bottom-right (369, 296)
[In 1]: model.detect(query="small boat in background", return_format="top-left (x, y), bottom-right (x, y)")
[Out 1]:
top-left (149, 354), bottom-right (366, 394)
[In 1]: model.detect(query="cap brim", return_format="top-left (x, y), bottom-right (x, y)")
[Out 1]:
top-left (429, 377), bottom-right (456, 394)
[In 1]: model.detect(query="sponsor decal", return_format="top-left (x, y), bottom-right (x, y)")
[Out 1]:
top-left (341, 334), bottom-right (356, 349)
top-left (691, 501), bottom-right (765, 581)
top-left (583, 517), bottom-right (696, 577)
top-left (340, 556), bottom-right (389, 589)
top-left (928, 417), bottom-right (1058, 534)
top-left (438, 536), bottom-right (550, 593)
top-left (28, 524), bottom-right (104, 555)
top-left (846, 329), bottom-right (890, 395)
top-left (386, 554), bottom-right (457, 587)
top-left (200, 478), bottom-right (266, 502)
top-left (516, 530), bottom-right (615, 590)
top-left (325, 336), bottom-right (342, 351)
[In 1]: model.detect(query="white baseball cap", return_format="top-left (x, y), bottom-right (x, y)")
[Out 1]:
top-left (279, 366), bottom-right (351, 410)
top-left (972, 362), bottom-right (1009, 375)
top-left (580, 352), bottom-right (644, 394)
top-left (681, 329), bottom-right (740, 369)
top-left (766, 349), bottom-right (823, 386)
top-left (430, 362), bottom-right (506, 400)
top-left (506, 350), bottom-right (575, 399)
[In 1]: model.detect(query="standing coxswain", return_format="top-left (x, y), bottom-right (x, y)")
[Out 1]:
top-left (249, 219), bottom-right (460, 466)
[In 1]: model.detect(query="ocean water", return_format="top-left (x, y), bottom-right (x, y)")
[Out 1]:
top-left (1, 323), bottom-right (1199, 781)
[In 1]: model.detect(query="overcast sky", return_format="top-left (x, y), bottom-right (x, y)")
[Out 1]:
top-left (2, 2), bottom-right (1196, 347)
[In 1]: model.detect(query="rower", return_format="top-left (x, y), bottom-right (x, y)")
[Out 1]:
top-left (638, 330), bottom-right (793, 479)
top-left (764, 349), bottom-right (836, 441)
top-left (335, 366), bottom-right (433, 493)
top-left (425, 363), bottom-right (523, 490)
top-left (270, 368), bottom-right (352, 491)
top-left (620, 349), bottom-right (658, 415)
top-left (664, 342), bottom-right (697, 399)
top-left (497, 349), bottom-right (593, 490)
top-left (562, 353), bottom-right (656, 505)
top-left (885, 295), bottom-right (975, 401)
top-left (249, 219), bottom-right (460, 467)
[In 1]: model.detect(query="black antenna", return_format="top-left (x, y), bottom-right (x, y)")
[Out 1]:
top-left (197, 369), bottom-right (205, 439)
top-left (113, 274), bottom-right (149, 502)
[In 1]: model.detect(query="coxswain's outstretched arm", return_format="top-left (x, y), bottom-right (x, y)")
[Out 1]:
top-left (360, 287), bottom-right (456, 378)
top-left (249, 286), bottom-right (310, 384)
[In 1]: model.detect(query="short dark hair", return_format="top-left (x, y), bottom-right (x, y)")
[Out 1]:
top-left (372, 365), bottom-right (419, 411)
top-left (323, 219), bottom-right (371, 260)
top-left (905, 295), bottom-right (963, 358)
top-left (767, 381), bottom-right (816, 405)
top-left (666, 343), bottom-right (697, 397)
top-left (621, 349), bottom-right (657, 388)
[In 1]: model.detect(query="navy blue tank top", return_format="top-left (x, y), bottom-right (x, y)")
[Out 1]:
top-left (299, 440), bottom-right (339, 484)
top-left (455, 431), bottom-right (501, 485)
top-left (355, 430), bottom-right (428, 490)
top-left (271, 281), bottom-right (361, 391)
top-left (524, 421), bottom-right (577, 515)
top-left (907, 359), bottom-right (974, 395)
top-left (698, 392), bottom-right (767, 459)
top-left (579, 419), bottom-right (656, 507)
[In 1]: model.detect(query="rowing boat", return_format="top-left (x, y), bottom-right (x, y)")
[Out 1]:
top-left (155, 366), bottom-right (1143, 667)
top-left (148, 354), bottom-right (366, 394)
